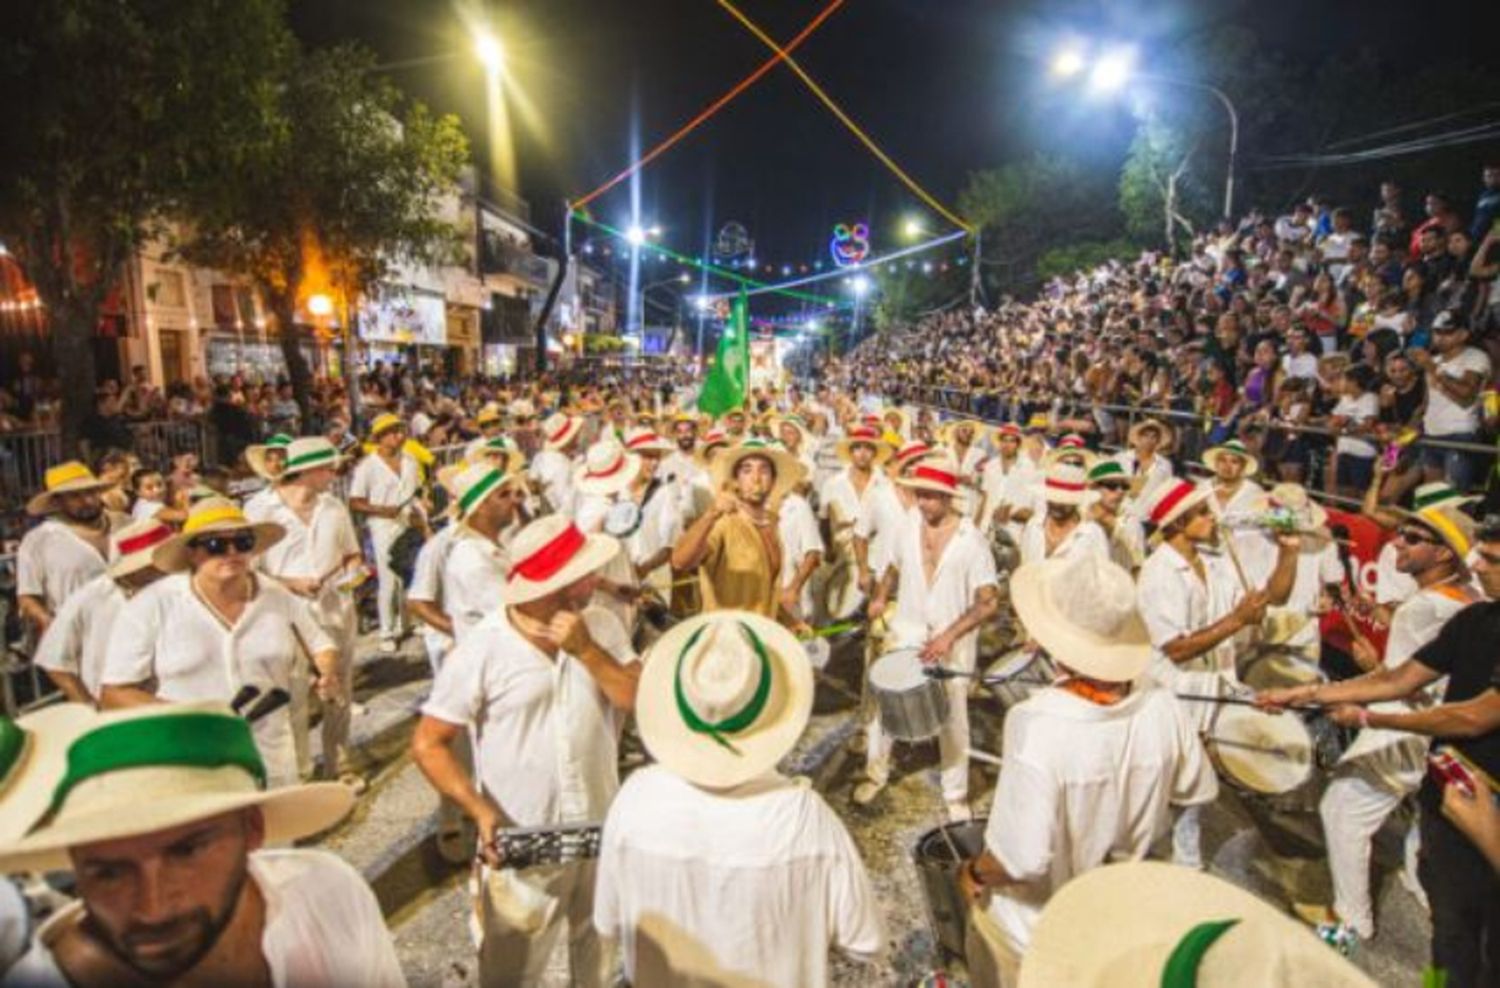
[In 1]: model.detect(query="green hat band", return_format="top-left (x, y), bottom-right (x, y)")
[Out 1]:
top-left (0, 719), bottom-right (25, 793)
top-left (673, 622), bottom-right (773, 755)
top-left (458, 468), bottom-right (507, 515)
top-left (1412, 486), bottom-right (1459, 510)
top-left (283, 447), bottom-right (336, 470)
top-left (1161, 919), bottom-right (1240, 988)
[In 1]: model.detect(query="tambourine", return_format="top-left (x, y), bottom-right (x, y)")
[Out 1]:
top-left (603, 500), bottom-right (643, 538)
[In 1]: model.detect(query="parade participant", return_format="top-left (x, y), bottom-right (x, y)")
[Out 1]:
top-left (476, 401), bottom-right (504, 437)
top-left (242, 432), bottom-right (293, 489)
top-left (1086, 460), bottom-right (1147, 572)
top-left (594, 610), bottom-right (885, 987)
top-left (1013, 862), bottom-right (1376, 988)
top-left (858, 454), bottom-right (1001, 817)
top-left (960, 553), bottom-right (1218, 985)
top-left (1251, 483), bottom-right (1343, 668)
top-left (34, 519), bottom-right (172, 704)
top-left (530, 411), bottom-right (585, 515)
top-left (348, 413), bottom-right (424, 654)
top-left (1115, 418), bottom-right (1176, 503)
top-left (572, 439), bottom-right (650, 633)
top-left (977, 423), bottom-right (1038, 536)
top-left (1040, 433), bottom-right (1096, 472)
top-left (1136, 478), bottom-right (1300, 868)
top-left (407, 507), bottom-right (460, 672)
top-left (441, 461), bottom-right (526, 642)
top-left (820, 425), bottom-right (897, 590)
top-left (776, 462), bottom-right (823, 637)
top-left (0, 704), bottom-right (94, 845)
top-left (1265, 502), bottom-right (1478, 945)
top-left (619, 426), bottom-right (685, 596)
top-left (671, 438), bottom-right (805, 620)
top-left (773, 413), bottom-right (818, 482)
top-left (0, 702), bottom-right (403, 988)
top-left (17, 461), bottom-right (118, 636)
top-left (244, 437), bottom-right (363, 786)
top-left (411, 515), bottom-right (640, 988)
top-left (1200, 438), bottom-right (1270, 577)
top-left (940, 419), bottom-right (987, 483)
top-left (1018, 463), bottom-right (1109, 566)
top-left (1261, 515), bottom-right (1498, 984)
top-left (881, 406), bottom-right (911, 444)
top-left (100, 499), bottom-right (342, 788)
top-left (722, 407), bottom-right (749, 440)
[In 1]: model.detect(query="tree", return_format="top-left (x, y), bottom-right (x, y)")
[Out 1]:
top-left (177, 43), bottom-right (469, 427)
top-left (0, 0), bottom-right (290, 454)
top-left (1119, 117), bottom-right (1205, 252)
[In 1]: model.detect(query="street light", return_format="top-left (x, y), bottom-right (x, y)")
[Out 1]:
top-left (306, 293), bottom-right (334, 318)
top-left (902, 215), bottom-right (926, 240)
top-left (1088, 49), bottom-right (1136, 95)
top-left (474, 31), bottom-right (504, 74)
top-left (1050, 48), bottom-right (1086, 79)
top-left (848, 274), bottom-right (871, 298)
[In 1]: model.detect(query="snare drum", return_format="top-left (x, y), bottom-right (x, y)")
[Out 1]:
top-left (868, 647), bottom-right (950, 742)
top-left (1204, 702), bottom-right (1316, 796)
top-left (983, 647), bottom-right (1058, 709)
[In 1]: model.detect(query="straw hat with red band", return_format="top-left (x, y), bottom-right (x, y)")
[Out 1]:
top-left (540, 412), bottom-right (585, 451)
top-left (25, 461), bottom-right (114, 517)
top-left (108, 518), bottom-right (175, 580)
top-left (1202, 438), bottom-right (1260, 478)
top-left (897, 454), bottom-right (962, 496)
top-left (992, 422), bottom-right (1024, 442)
top-left (502, 515), bottom-right (621, 605)
top-left (891, 440), bottom-right (935, 473)
top-left (1143, 479), bottom-right (1213, 533)
top-left (153, 497), bottom-right (285, 573)
top-left (1044, 433), bottom-right (1099, 470)
top-left (1039, 463), bottom-right (1094, 507)
top-left (575, 440), bottom-right (643, 497)
top-left (835, 425), bottom-right (894, 464)
top-left (709, 439), bottom-right (806, 506)
top-left (623, 426), bottom-right (674, 456)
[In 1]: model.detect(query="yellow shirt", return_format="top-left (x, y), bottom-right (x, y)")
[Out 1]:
top-left (699, 511), bottom-right (780, 617)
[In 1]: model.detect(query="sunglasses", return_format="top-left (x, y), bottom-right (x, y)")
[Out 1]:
top-left (189, 532), bottom-right (257, 556)
top-left (1395, 527), bottom-right (1442, 547)
top-left (1094, 481), bottom-right (1131, 492)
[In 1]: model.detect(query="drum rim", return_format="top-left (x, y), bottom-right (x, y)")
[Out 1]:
top-left (1205, 705), bottom-right (1315, 794)
top-left (869, 647), bottom-right (929, 690)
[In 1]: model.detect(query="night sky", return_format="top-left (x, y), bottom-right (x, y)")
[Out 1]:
top-left (289, 0), bottom-right (1497, 269)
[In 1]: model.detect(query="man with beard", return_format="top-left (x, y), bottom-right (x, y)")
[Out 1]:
top-left (412, 515), bottom-right (640, 987)
top-left (1200, 439), bottom-right (1270, 577)
top-left (17, 462), bottom-right (120, 636)
top-left (0, 702), bottom-right (401, 987)
top-left (1086, 461), bottom-right (1147, 573)
top-left (977, 423), bottom-right (1038, 538)
top-left (660, 412), bottom-right (705, 515)
top-left (1018, 463), bottom-right (1110, 567)
top-left (672, 440), bottom-right (805, 621)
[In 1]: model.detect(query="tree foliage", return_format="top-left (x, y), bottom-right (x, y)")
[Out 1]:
top-left (1119, 118), bottom-right (1206, 251)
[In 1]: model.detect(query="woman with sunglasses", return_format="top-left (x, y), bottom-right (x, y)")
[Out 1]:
top-left (99, 498), bottom-right (344, 787)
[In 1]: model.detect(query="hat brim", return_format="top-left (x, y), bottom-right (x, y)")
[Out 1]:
top-left (501, 533), bottom-right (621, 605)
top-left (1039, 484), bottom-right (1097, 507)
top-left (243, 446), bottom-right (286, 482)
top-left (0, 704), bottom-right (97, 847)
top-left (1393, 507), bottom-right (1477, 559)
top-left (0, 780), bottom-right (354, 874)
top-left (1043, 448), bottom-right (1101, 472)
top-left (108, 547), bottom-right (166, 581)
top-left (895, 475), bottom-right (960, 497)
top-left (1128, 419), bottom-right (1177, 452)
top-left (1202, 446), bottom-right (1260, 478)
top-left (710, 447), bottom-right (806, 507)
top-left (278, 452), bottom-right (345, 479)
top-left (26, 479), bottom-right (114, 517)
top-left (153, 521), bottom-right (286, 574)
top-left (835, 437), bottom-right (894, 465)
top-left (1010, 559), bottom-right (1151, 682)
top-left (575, 453), bottom-right (644, 497)
top-left (1148, 485), bottom-right (1214, 537)
top-left (636, 611), bottom-right (814, 789)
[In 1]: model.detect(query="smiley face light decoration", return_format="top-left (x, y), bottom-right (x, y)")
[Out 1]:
top-left (829, 222), bottom-right (871, 268)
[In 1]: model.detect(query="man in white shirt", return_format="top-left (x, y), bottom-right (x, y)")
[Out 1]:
top-left (1200, 439), bottom-right (1270, 579)
top-left (961, 553), bottom-right (1217, 985)
top-left (0, 702), bottom-right (403, 988)
top-left (411, 515), bottom-right (640, 988)
top-left (1416, 318), bottom-right (1491, 491)
top-left (530, 412), bottom-right (585, 515)
top-left (1018, 463), bottom-right (1110, 566)
top-left (33, 519), bottom-right (172, 704)
top-left (1114, 418), bottom-right (1175, 507)
top-left (861, 455), bottom-right (1002, 818)
top-left (17, 461), bottom-right (118, 636)
top-left (977, 423), bottom-right (1038, 537)
top-left (347, 413), bottom-right (423, 653)
top-left (1086, 461), bottom-right (1147, 573)
top-left (595, 610), bottom-right (884, 988)
top-left (441, 462), bottom-right (524, 643)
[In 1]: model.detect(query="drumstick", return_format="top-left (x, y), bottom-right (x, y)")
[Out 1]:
top-left (1216, 523), bottom-right (1252, 593)
top-left (1204, 737), bottom-right (1301, 759)
top-left (1175, 692), bottom-right (1322, 712)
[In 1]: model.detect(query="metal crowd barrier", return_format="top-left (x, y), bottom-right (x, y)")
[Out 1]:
top-left (0, 419), bottom-right (213, 507)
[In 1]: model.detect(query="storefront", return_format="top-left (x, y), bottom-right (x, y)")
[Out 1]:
top-left (357, 285), bottom-right (448, 373)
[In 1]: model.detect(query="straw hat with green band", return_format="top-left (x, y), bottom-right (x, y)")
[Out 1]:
top-left (450, 462), bottom-right (521, 523)
top-left (1013, 861), bottom-right (1375, 988)
top-left (1409, 481), bottom-right (1479, 511)
top-left (637, 610), bottom-right (813, 789)
top-left (1202, 438), bottom-right (1260, 478)
top-left (276, 436), bottom-right (344, 479)
top-left (1087, 460), bottom-right (1129, 486)
top-left (244, 433), bottom-right (295, 481)
top-left (0, 702), bottom-right (354, 875)
top-left (152, 497), bottom-right (285, 573)
top-left (0, 704), bottom-right (95, 846)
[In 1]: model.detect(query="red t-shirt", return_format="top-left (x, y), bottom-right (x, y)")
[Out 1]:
top-left (1319, 507), bottom-right (1392, 655)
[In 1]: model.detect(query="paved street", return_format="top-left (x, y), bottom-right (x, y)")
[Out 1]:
top-left (321, 630), bottom-right (1430, 987)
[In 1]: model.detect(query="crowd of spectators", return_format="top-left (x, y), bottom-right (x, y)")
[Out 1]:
top-left (823, 168), bottom-right (1500, 509)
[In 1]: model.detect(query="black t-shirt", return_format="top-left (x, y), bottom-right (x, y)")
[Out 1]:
top-left (1414, 601), bottom-right (1500, 813)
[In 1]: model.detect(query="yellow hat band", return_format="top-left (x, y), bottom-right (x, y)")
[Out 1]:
top-left (183, 505), bottom-right (250, 536)
top-left (45, 462), bottom-right (96, 490)
top-left (1418, 508), bottom-right (1472, 558)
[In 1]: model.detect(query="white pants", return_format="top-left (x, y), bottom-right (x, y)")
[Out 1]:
top-left (1321, 739), bottom-right (1425, 936)
top-left (865, 676), bottom-right (971, 806)
top-left (370, 525), bottom-right (407, 641)
top-left (475, 860), bottom-right (611, 988)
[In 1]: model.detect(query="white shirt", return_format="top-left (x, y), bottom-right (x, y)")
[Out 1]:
top-left (1374, 541), bottom-right (1419, 605)
top-left (348, 451), bottom-right (420, 540)
top-left (16, 519), bottom-right (109, 615)
top-left (103, 573), bottom-right (333, 786)
top-left (778, 493), bottom-right (824, 616)
top-left (850, 478), bottom-right (908, 577)
top-left (979, 456), bottom-right (1041, 535)
top-left (441, 526), bottom-right (511, 642)
top-left (888, 516), bottom-right (999, 671)
top-left (407, 524), bottom-right (459, 657)
top-left (4, 850), bottom-right (403, 988)
top-left (530, 448), bottom-right (577, 516)
top-left (1266, 539), bottom-right (1344, 655)
top-left (1113, 451), bottom-right (1175, 505)
top-left (1097, 513), bottom-right (1148, 572)
top-left (1281, 352), bottom-right (1320, 381)
top-left (1018, 517), bottom-right (1109, 567)
top-left (1333, 393), bottom-right (1379, 458)
top-left (1423, 346), bottom-right (1491, 435)
top-left (32, 574), bottom-right (129, 699)
top-left (131, 498), bottom-right (166, 522)
top-left (595, 767), bottom-right (884, 988)
top-left (1137, 542), bottom-right (1247, 724)
top-left (1203, 479), bottom-right (1270, 582)
top-left (421, 607), bottom-right (634, 826)
top-left (245, 490), bottom-right (361, 632)
top-left (574, 492), bottom-right (643, 632)
top-left (660, 450), bottom-right (709, 523)
top-left (984, 686), bottom-right (1217, 951)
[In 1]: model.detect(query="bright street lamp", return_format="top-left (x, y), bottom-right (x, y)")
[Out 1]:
top-left (474, 31), bottom-right (504, 74)
top-left (902, 216), bottom-right (926, 240)
top-left (1088, 49), bottom-right (1136, 95)
top-left (306, 293), bottom-right (334, 318)
top-left (849, 274), bottom-right (871, 298)
top-left (1050, 48), bottom-right (1086, 79)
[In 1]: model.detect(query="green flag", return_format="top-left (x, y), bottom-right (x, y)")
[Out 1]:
top-left (698, 290), bottom-right (749, 417)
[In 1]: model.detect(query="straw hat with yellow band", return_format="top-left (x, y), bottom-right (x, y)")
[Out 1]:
top-left (475, 402), bottom-right (504, 427)
top-left (244, 433), bottom-right (294, 482)
top-left (153, 497), bottom-right (285, 573)
top-left (25, 461), bottom-right (114, 517)
top-left (1399, 502), bottom-right (1477, 561)
top-left (0, 702), bottom-right (354, 875)
top-left (0, 703), bottom-right (96, 847)
top-left (367, 412), bottom-right (406, 442)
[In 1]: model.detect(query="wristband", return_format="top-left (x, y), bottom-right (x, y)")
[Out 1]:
top-left (1358, 707), bottom-right (1371, 729)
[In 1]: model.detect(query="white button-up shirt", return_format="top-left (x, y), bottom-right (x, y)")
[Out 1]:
top-left (983, 686), bottom-right (1218, 952)
top-left (245, 490), bottom-right (361, 634)
top-left (888, 516), bottom-right (999, 670)
top-left (1017, 517), bottom-right (1110, 567)
top-left (16, 519), bottom-right (109, 614)
top-left (32, 574), bottom-right (127, 699)
top-left (348, 452), bottom-right (420, 541)
top-left (850, 479), bottom-right (909, 577)
top-left (978, 457), bottom-right (1040, 535)
top-left (778, 493), bottom-right (824, 616)
top-left (529, 448), bottom-right (577, 517)
top-left (1137, 542), bottom-right (1247, 727)
top-left (407, 524), bottom-right (459, 659)
top-left (595, 767), bottom-right (884, 988)
top-left (1202, 478), bottom-right (1270, 580)
top-left (103, 573), bottom-right (333, 785)
top-left (1114, 450), bottom-right (1175, 504)
top-left (421, 607), bottom-right (634, 826)
top-left (441, 526), bottom-right (511, 643)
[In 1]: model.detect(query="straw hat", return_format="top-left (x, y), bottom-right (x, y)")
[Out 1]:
top-left (938, 419), bottom-right (982, 447)
top-left (1399, 502), bottom-right (1478, 560)
top-left (881, 406), bottom-right (911, 437)
top-left (0, 702), bottom-right (355, 875)
top-left (1041, 463), bottom-right (1094, 506)
top-left (509, 398), bottom-right (537, 421)
top-left (623, 427), bottom-right (675, 456)
top-left (891, 440), bottom-right (935, 473)
top-left (1127, 417), bottom-right (1177, 452)
top-left (1258, 482), bottom-right (1328, 530)
top-left (1010, 553), bottom-right (1150, 682)
top-left (1409, 481), bottom-right (1479, 512)
top-left (1024, 413), bottom-right (1051, 433)
top-left (1143, 478), bottom-right (1213, 533)
top-left (710, 439), bottom-right (806, 505)
top-left (244, 434), bottom-right (293, 481)
top-left (772, 415), bottom-right (813, 451)
top-left (992, 422), bottom-right (1024, 443)
top-left (636, 610), bottom-right (814, 789)
top-left (475, 402), bottom-right (504, 427)
top-left (1018, 862), bottom-right (1376, 987)
top-left (1086, 460), bottom-right (1130, 487)
top-left (502, 515), bottom-right (621, 605)
top-left (540, 412), bottom-right (584, 451)
top-left (107, 518), bottom-right (175, 581)
top-left (897, 454), bottom-right (962, 497)
top-left (575, 440), bottom-right (643, 497)
top-left (368, 412), bottom-right (405, 441)
top-left (25, 461), bottom-right (114, 517)
top-left (1202, 439), bottom-right (1260, 478)
top-left (450, 462), bottom-right (522, 523)
top-left (1044, 434), bottom-right (1099, 470)
top-left (277, 436), bottom-right (344, 479)
top-left (693, 429), bottom-right (732, 468)
top-left (464, 435), bottom-right (526, 477)
top-left (836, 426), bottom-right (894, 465)
top-left (0, 703), bottom-right (97, 846)
top-left (153, 497), bottom-right (285, 573)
